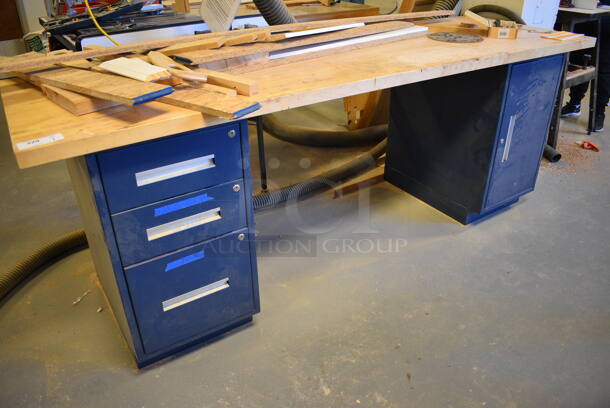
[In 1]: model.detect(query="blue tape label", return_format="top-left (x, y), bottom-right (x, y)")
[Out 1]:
top-left (154, 193), bottom-right (214, 217)
top-left (165, 250), bottom-right (205, 272)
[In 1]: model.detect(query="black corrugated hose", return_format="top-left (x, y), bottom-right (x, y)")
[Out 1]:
top-left (0, 230), bottom-right (88, 302)
top-left (253, 139), bottom-right (386, 210)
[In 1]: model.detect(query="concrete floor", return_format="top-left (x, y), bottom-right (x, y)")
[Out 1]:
top-left (1, 89), bottom-right (610, 407)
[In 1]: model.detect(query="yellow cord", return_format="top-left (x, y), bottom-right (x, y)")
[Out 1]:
top-left (84, 0), bottom-right (122, 46)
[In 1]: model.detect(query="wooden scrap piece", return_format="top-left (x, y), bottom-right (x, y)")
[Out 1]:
top-left (160, 37), bottom-right (226, 56)
top-left (160, 87), bottom-right (260, 119)
top-left (224, 33), bottom-right (260, 46)
top-left (40, 85), bottom-right (120, 116)
top-left (168, 68), bottom-right (208, 82)
top-left (99, 57), bottom-right (171, 81)
top-left (24, 67), bottom-right (174, 106)
top-left (193, 68), bottom-right (258, 95)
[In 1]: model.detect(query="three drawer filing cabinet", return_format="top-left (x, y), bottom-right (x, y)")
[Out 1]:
top-left (385, 55), bottom-right (565, 224)
top-left (67, 120), bottom-right (260, 367)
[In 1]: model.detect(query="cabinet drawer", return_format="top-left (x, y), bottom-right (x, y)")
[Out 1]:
top-left (124, 230), bottom-right (257, 354)
top-left (113, 180), bottom-right (246, 266)
top-left (97, 123), bottom-right (243, 214)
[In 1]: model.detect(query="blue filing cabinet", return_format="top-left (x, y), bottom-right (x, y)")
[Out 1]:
top-left (385, 55), bottom-right (565, 224)
top-left (67, 120), bottom-right (259, 367)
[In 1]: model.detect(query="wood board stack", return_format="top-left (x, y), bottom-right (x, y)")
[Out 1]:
top-left (0, 11), bottom-right (450, 120)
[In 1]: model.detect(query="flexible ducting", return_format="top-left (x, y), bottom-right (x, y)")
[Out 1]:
top-left (253, 139), bottom-right (386, 210)
top-left (262, 114), bottom-right (388, 147)
top-left (252, 0), bottom-right (295, 26)
top-left (432, 0), bottom-right (460, 11)
top-left (468, 5), bottom-right (526, 24)
top-left (0, 230), bottom-right (88, 302)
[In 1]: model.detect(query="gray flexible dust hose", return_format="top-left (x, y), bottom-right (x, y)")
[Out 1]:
top-left (253, 0), bottom-right (295, 25)
top-left (263, 114), bottom-right (388, 147)
top-left (253, 139), bottom-right (387, 210)
top-left (0, 230), bottom-right (88, 302)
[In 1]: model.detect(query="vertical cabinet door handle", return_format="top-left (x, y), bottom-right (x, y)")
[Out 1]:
top-left (501, 115), bottom-right (517, 163)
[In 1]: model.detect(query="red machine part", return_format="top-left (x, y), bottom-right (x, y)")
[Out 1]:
top-left (57, 1), bottom-right (122, 16)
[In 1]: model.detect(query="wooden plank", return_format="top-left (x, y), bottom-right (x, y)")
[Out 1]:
top-left (160, 38), bottom-right (227, 56)
top-left (24, 67), bottom-right (174, 106)
top-left (40, 85), bottom-right (120, 116)
top-left (160, 87), bottom-right (260, 119)
top-left (0, 11), bottom-right (452, 73)
top-left (194, 68), bottom-right (259, 95)
top-left (177, 21), bottom-right (415, 65)
top-left (148, 50), bottom-right (238, 95)
top-left (200, 83), bottom-right (238, 96)
top-left (224, 33), bottom-right (260, 46)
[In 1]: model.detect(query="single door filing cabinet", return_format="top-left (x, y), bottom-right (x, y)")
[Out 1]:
top-left (67, 120), bottom-right (260, 367)
top-left (385, 55), bottom-right (565, 224)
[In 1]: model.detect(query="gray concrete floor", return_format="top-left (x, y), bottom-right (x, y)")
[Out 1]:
top-left (1, 90), bottom-right (610, 407)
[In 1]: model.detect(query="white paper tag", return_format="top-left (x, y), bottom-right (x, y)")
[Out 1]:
top-left (16, 133), bottom-right (64, 151)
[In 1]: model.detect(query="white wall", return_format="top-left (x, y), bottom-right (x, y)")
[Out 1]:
top-left (463, 0), bottom-right (560, 29)
top-left (16, 0), bottom-right (47, 34)
top-left (0, 0), bottom-right (47, 56)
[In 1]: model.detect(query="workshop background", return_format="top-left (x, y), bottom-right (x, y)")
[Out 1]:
top-left (1, 0), bottom-right (610, 407)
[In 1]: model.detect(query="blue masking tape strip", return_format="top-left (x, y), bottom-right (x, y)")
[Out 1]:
top-left (132, 87), bottom-right (174, 105)
top-left (154, 193), bottom-right (214, 217)
top-left (232, 102), bottom-right (261, 119)
top-left (165, 250), bottom-right (205, 272)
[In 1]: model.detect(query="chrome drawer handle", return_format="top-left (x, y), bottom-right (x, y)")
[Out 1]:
top-left (135, 154), bottom-right (216, 187)
top-left (162, 278), bottom-right (230, 312)
top-left (146, 207), bottom-right (221, 241)
top-left (501, 115), bottom-right (517, 163)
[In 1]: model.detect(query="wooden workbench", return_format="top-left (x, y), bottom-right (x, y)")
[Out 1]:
top-left (0, 19), bottom-right (596, 367)
top-left (0, 20), bottom-right (595, 169)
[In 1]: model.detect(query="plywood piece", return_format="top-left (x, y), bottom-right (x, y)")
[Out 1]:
top-left (160, 87), bottom-right (260, 118)
top-left (194, 68), bottom-right (258, 95)
top-left (40, 85), bottom-right (120, 116)
top-left (99, 57), bottom-right (171, 82)
top-left (178, 21), bottom-right (415, 64)
top-left (0, 11), bottom-right (452, 73)
top-left (25, 67), bottom-right (174, 106)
